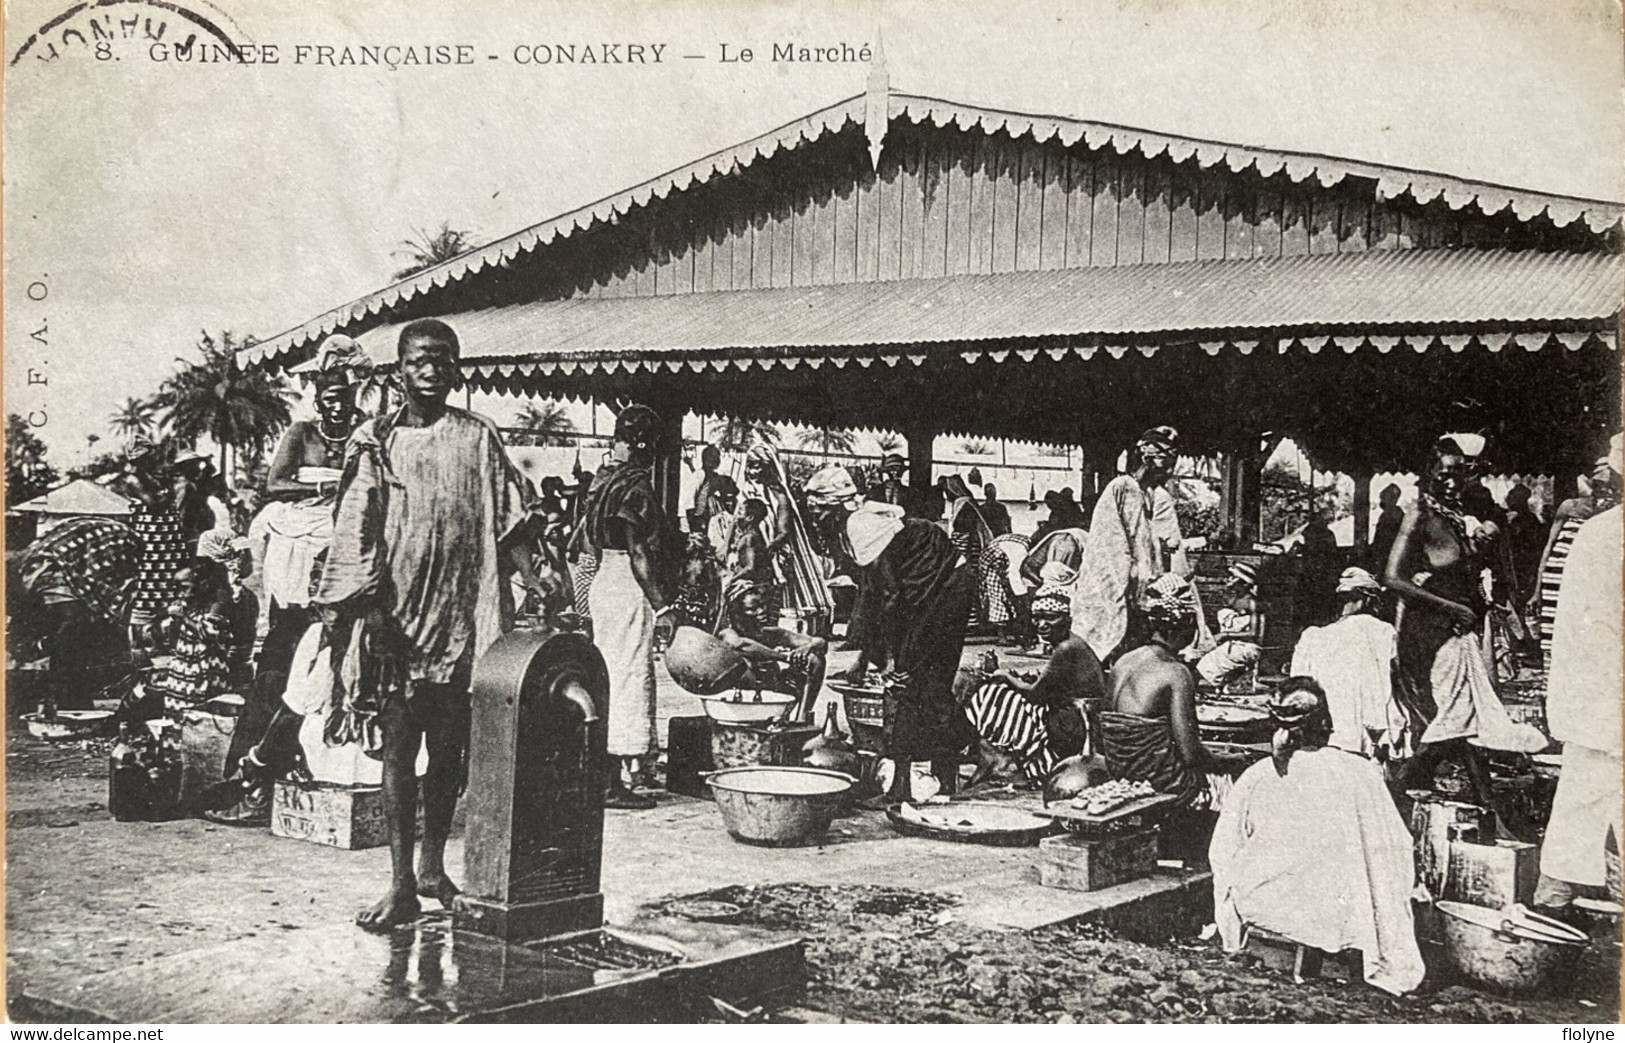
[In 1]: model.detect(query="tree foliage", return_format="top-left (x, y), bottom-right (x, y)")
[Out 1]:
top-left (6, 414), bottom-right (58, 508)
top-left (713, 417), bottom-right (782, 453)
top-left (794, 427), bottom-right (857, 458)
top-left (1260, 462), bottom-right (1345, 543)
top-left (513, 401), bottom-right (578, 447)
top-left (394, 222), bottom-right (476, 280)
top-left (153, 330), bottom-right (294, 474)
top-left (108, 397), bottom-right (157, 442)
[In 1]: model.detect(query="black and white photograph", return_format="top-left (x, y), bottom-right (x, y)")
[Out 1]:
top-left (3, 0), bottom-right (1621, 1026)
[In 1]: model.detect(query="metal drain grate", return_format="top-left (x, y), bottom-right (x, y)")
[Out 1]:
top-left (538, 931), bottom-right (682, 972)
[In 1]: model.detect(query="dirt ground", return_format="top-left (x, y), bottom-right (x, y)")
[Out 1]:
top-left (657, 883), bottom-right (1621, 1024)
top-left (8, 729), bottom-right (1621, 1025)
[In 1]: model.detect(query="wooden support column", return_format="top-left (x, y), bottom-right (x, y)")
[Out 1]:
top-left (1351, 466), bottom-right (1373, 551)
top-left (652, 406), bottom-right (686, 529)
top-left (903, 419), bottom-right (935, 496)
top-left (1078, 437), bottom-right (1117, 506)
top-left (1221, 435), bottom-right (1265, 546)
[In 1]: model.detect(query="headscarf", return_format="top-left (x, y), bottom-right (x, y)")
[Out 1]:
top-left (196, 529), bottom-right (251, 586)
top-left (1268, 678), bottom-right (1333, 776)
top-left (803, 465), bottom-right (859, 508)
top-left (312, 334), bottom-right (374, 390)
top-left (1140, 573), bottom-right (1196, 626)
top-left (879, 454), bottom-right (906, 476)
top-left (1335, 566), bottom-right (1383, 596)
top-left (613, 404), bottom-right (662, 454)
top-left (1137, 426), bottom-right (1180, 454)
top-left (125, 435), bottom-right (157, 463)
top-left (846, 502), bottom-right (905, 567)
top-left (745, 444), bottom-right (776, 470)
top-left (1227, 561), bottom-right (1258, 590)
top-left (1030, 581), bottom-right (1072, 617)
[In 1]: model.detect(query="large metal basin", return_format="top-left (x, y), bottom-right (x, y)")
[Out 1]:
top-left (705, 767), bottom-right (853, 847)
top-left (1436, 901), bottom-right (1588, 995)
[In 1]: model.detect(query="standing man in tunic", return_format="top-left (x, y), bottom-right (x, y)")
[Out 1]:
top-left (1073, 427), bottom-right (1178, 662)
top-left (580, 404), bottom-right (673, 810)
top-left (317, 319), bottom-right (537, 929)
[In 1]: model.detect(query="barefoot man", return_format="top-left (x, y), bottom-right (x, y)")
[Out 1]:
top-left (316, 319), bottom-right (537, 929)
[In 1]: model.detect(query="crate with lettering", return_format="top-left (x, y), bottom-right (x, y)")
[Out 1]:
top-left (272, 779), bottom-right (419, 850)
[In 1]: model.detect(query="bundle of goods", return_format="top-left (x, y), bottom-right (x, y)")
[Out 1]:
top-left (1070, 779), bottom-right (1156, 817)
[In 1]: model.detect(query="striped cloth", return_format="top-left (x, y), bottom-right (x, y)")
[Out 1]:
top-left (965, 681), bottom-right (1059, 779)
top-left (1538, 515), bottom-right (1586, 669)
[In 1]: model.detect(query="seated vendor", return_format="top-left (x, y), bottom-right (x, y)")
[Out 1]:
top-left (1195, 608), bottom-right (1263, 689)
top-left (964, 581), bottom-right (1104, 785)
top-left (718, 578), bottom-right (828, 723)
top-left (1209, 677), bottom-right (1425, 996)
top-left (122, 556), bottom-right (236, 720)
top-left (1098, 574), bottom-right (1246, 859)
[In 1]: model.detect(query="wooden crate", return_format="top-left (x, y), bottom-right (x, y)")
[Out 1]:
top-left (272, 780), bottom-right (418, 850)
top-left (1037, 829), bottom-right (1159, 892)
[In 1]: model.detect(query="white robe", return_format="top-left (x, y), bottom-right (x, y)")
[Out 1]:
top-left (1210, 748), bottom-right (1426, 996)
top-left (1541, 506), bottom-right (1623, 887)
top-left (1290, 614), bottom-right (1408, 759)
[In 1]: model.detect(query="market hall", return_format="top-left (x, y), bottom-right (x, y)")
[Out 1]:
top-left (14, 83), bottom-right (1621, 1019)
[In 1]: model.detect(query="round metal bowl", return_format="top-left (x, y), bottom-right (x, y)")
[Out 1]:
top-left (884, 801), bottom-right (1061, 847)
top-left (698, 691), bottom-right (798, 725)
top-left (705, 766), bottom-right (854, 846)
top-left (1436, 901), bottom-right (1588, 994)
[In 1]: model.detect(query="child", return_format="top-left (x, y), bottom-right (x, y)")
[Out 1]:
top-left (728, 499), bottom-right (775, 586)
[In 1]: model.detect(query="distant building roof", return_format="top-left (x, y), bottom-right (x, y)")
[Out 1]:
top-left (11, 478), bottom-right (132, 517)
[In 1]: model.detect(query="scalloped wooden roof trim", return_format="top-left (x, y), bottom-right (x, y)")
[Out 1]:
top-left (241, 91), bottom-right (1623, 370)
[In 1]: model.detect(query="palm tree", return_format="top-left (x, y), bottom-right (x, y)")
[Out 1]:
top-left (959, 439), bottom-right (991, 455)
top-left (515, 401), bottom-right (577, 447)
top-left (394, 222), bottom-right (476, 280)
top-left (875, 431), bottom-right (904, 454)
top-left (714, 416), bottom-right (782, 453)
top-left (154, 330), bottom-right (294, 475)
top-left (108, 397), bottom-right (156, 441)
top-left (795, 426), bottom-right (857, 458)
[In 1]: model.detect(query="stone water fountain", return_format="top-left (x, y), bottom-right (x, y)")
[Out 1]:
top-left (443, 625), bottom-right (806, 1022)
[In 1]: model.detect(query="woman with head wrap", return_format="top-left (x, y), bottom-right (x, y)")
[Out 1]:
top-left (1209, 677), bottom-right (1426, 996)
top-left (114, 437), bottom-right (191, 664)
top-left (1099, 574), bottom-right (1245, 819)
top-left (1288, 567), bottom-right (1409, 759)
top-left (978, 530), bottom-right (1032, 645)
top-left (946, 495), bottom-right (994, 629)
top-left (1073, 426), bottom-right (1180, 661)
top-left (1384, 436), bottom-right (1544, 813)
top-left (581, 403), bottom-right (675, 809)
top-left (739, 442), bottom-right (835, 628)
top-left (804, 474), bottom-right (978, 805)
top-left (962, 580), bottom-right (1105, 786)
top-left (806, 465), bottom-right (890, 683)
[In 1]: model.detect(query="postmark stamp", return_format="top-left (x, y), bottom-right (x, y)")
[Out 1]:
top-left (9, 0), bottom-right (248, 67)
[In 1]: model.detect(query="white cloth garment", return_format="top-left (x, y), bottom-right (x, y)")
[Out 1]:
top-left (248, 500), bottom-right (333, 609)
top-left (1421, 633), bottom-right (1546, 752)
top-left (1290, 614), bottom-right (1409, 759)
top-left (590, 549), bottom-right (658, 757)
top-left (1210, 747), bottom-right (1426, 996)
top-left (1541, 506), bottom-right (1623, 888)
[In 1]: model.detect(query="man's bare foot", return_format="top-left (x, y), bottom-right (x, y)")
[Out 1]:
top-left (416, 872), bottom-right (461, 908)
top-left (356, 887), bottom-right (421, 930)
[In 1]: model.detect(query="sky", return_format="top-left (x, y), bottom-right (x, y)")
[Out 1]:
top-left (5, 0), bottom-right (1622, 466)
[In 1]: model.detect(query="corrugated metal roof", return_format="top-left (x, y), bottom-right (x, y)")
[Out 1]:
top-left (339, 248), bottom-right (1620, 376)
top-left (239, 90), bottom-right (1625, 369)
